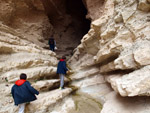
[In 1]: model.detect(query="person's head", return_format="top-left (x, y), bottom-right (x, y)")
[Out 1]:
top-left (62, 56), bottom-right (66, 60)
top-left (50, 34), bottom-right (54, 38)
top-left (20, 73), bottom-right (27, 80)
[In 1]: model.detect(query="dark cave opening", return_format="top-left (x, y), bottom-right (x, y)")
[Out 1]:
top-left (41, 0), bottom-right (90, 58)
top-left (66, 0), bottom-right (91, 37)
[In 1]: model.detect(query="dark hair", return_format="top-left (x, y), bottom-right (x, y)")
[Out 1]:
top-left (20, 73), bottom-right (27, 80)
top-left (62, 56), bottom-right (66, 59)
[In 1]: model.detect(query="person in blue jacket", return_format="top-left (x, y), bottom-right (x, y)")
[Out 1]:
top-left (48, 37), bottom-right (56, 51)
top-left (11, 73), bottom-right (39, 113)
top-left (57, 56), bottom-right (68, 89)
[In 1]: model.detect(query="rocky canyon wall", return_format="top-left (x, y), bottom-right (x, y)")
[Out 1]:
top-left (0, 0), bottom-right (72, 113)
top-left (69, 0), bottom-right (150, 113)
top-left (0, 0), bottom-right (53, 48)
top-left (1, 0), bottom-right (150, 113)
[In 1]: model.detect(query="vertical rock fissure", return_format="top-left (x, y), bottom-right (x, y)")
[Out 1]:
top-left (41, 0), bottom-right (91, 59)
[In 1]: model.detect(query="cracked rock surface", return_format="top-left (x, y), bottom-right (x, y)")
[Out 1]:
top-left (1, 0), bottom-right (150, 113)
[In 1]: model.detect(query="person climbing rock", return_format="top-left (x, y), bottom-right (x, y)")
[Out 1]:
top-left (57, 56), bottom-right (68, 90)
top-left (48, 36), bottom-right (56, 51)
top-left (11, 73), bottom-right (39, 113)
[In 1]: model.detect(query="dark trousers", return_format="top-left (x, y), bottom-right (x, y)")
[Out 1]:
top-left (49, 44), bottom-right (55, 51)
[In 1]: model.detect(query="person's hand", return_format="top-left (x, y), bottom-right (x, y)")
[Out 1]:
top-left (67, 70), bottom-right (74, 74)
top-left (67, 71), bottom-right (70, 74)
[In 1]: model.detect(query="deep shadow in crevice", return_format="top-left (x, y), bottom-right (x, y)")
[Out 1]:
top-left (66, 0), bottom-right (90, 37)
top-left (41, 0), bottom-right (91, 59)
top-left (102, 69), bottom-right (135, 75)
top-left (99, 54), bottom-right (120, 67)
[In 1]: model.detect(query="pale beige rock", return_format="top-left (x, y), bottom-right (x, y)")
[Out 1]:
top-left (32, 79), bottom-right (60, 91)
top-left (81, 29), bottom-right (99, 55)
top-left (69, 0), bottom-right (150, 112)
top-left (0, 85), bottom-right (73, 113)
top-left (50, 97), bottom-right (75, 113)
top-left (96, 26), bottom-right (134, 64)
top-left (2, 0), bottom-right (150, 112)
top-left (26, 88), bottom-right (72, 112)
top-left (107, 66), bottom-right (150, 96)
top-left (1, 66), bottom-right (57, 82)
top-left (72, 74), bottom-right (106, 88)
top-left (68, 52), bottom-right (96, 70)
top-left (121, 1), bottom-right (137, 22)
top-left (70, 67), bottom-right (100, 80)
top-left (84, 0), bottom-right (114, 20)
top-left (100, 40), bottom-right (150, 73)
top-left (0, 52), bottom-right (56, 73)
top-left (0, 20), bottom-right (58, 113)
top-left (101, 92), bottom-right (150, 113)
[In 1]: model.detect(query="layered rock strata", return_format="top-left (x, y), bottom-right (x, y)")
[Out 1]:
top-left (0, 0), bottom-right (52, 48)
top-left (1, 0), bottom-right (150, 113)
top-left (69, 0), bottom-right (150, 113)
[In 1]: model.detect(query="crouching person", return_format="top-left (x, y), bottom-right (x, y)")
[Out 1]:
top-left (11, 73), bottom-right (39, 113)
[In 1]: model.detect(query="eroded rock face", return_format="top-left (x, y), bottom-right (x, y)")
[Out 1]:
top-left (40, 0), bottom-right (91, 58)
top-left (0, 22), bottom-right (59, 112)
top-left (1, 0), bottom-right (150, 113)
top-left (69, 0), bottom-right (150, 112)
top-left (83, 0), bottom-right (106, 20)
top-left (0, 0), bottom-right (52, 48)
top-left (0, 0), bottom-right (82, 113)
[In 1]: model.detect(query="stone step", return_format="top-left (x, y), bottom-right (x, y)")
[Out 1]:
top-left (26, 88), bottom-right (73, 112)
top-left (32, 79), bottom-right (60, 92)
top-left (32, 78), bottom-right (70, 92)
top-left (1, 66), bottom-right (57, 83)
top-left (0, 52), bottom-right (57, 75)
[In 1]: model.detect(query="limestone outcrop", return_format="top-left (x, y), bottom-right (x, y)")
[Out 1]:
top-left (68, 0), bottom-right (150, 112)
top-left (1, 0), bottom-right (150, 113)
top-left (0, 22), bottom-right (59, 112)
top-left (0, 0), bottom-right (79, 113)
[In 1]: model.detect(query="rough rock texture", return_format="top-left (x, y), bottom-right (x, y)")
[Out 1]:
top-left (0, 0), bottom-right (90, 113)
top-left (1, 0), bottom-right (150, 113)
top-left (0, 0), bottom-right (52, 48)
top-left (0, 0), bottom-right (89, 113)
top-left (40, 0), bottom-right (91, 58)
top-left (84, 0), bottom-right (105, 20)
top-left (0, 22), bottom-right (61, 112)
top-left (68, 0), bottom-right (150, 113)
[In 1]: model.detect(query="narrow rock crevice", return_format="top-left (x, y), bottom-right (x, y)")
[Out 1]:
top-left (41, 0), bottom-right (91, 58)
top-left (99, 54), bottom-right (120, 67)
top-left (102, 69), bottom-right (135, 75)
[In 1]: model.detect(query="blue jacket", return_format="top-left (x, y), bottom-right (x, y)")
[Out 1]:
top-left (57, 59), bottom-right (68, 74)
top-left (11, 80), bottom-right (39, 105)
